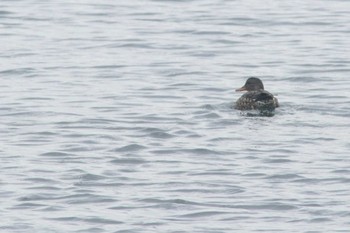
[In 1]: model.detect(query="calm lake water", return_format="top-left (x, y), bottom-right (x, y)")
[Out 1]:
top-left (1, 0), bottom-right (350, 232)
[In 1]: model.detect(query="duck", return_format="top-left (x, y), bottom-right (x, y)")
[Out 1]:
top-left (235, 77), bottom-right (279, 111)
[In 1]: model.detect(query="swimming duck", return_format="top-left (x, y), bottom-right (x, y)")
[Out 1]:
top-left (235, 77), bottom-right (279, 111)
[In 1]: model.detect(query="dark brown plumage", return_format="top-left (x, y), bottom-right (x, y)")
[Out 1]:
top-left (235, 77), bottom-right (279, 111)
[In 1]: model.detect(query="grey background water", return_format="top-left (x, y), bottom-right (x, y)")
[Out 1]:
top-left (1, 0), bottom-right (350, 232)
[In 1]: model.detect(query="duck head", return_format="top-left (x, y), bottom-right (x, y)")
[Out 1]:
top-left (236, 77), bottom-right (264, 92)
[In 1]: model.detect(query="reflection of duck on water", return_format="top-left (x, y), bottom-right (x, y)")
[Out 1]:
top-left (235, 77), bottom-right (279, 111)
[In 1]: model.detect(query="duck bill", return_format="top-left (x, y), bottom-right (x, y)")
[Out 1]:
top-left (235, 86), bottom-right (247, 92)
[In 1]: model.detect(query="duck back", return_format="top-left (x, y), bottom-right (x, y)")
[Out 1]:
top-left (235, 90), bottom-right (278, 111)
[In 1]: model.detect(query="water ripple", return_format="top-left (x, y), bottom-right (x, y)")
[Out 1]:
top-left (1, 0), bottom-right (350, 232)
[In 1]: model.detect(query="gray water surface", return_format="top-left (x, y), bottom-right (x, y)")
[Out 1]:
top-left (1, 0), bottom-right (350, 232)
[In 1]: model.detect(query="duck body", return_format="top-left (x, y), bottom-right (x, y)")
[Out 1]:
top-left (235, 90), bottom-right (279, 110)
top-left (235, 77), bottom-right (279, 111)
